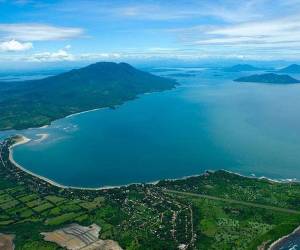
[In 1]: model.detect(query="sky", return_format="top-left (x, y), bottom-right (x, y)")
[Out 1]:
top-left (1, 0), bottom-right (300, 68)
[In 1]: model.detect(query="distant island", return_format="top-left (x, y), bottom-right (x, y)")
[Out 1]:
top-left (234, 73), bottom-right (300, 84)
top-left (278, 64), bottom-right (300, 73)
top-left (0, 62), bottom-right (176, 131)
top-left (224, 64), bottom-right (261, 72)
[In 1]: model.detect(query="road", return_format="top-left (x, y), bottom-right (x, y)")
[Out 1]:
top-left (164, 189), bottom-right (300, 215)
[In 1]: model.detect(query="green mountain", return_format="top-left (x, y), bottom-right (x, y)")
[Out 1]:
top-left (278, 64), bottom-right (300, 73)
top-left (0, 62), bottom-right (176, 131)
top-left (234, 73), bottom-right (300, 84)
top-left (224, 64), bottom-right (261, 72)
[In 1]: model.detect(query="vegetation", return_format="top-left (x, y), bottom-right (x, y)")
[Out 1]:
top-left (0, 62), bottom-right (176, 131)
top-left (0, 136), bottom-right (300, 249)
top-left (234, 73), bottom-right (300, 84)
top-left (158, 171), bottom-right (300, 210)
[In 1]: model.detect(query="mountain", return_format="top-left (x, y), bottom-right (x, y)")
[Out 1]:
top-left (278, 64), bottom-right (300, 73)
top-left (224, 64), bottom-right (261, 72)
top-left (234, 73), bottom-right (300, 84)
top-left (0, 62), bottom-right (176, 130)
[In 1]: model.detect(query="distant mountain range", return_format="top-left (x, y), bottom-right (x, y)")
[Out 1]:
top-left (0, 62), bottom-right (176, 130)
top-left (224, 64), bottom-right (261, 72)
top-left (278, 64), bottom-right (300, 73)
top-left (234, 73), bottom-right (300, 84)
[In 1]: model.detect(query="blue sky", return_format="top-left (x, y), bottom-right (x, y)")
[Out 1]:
top-left (1, 0), bottom-right (300, 67)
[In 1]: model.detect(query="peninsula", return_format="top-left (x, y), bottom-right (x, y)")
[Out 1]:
top-left (0, 62), bottom-right (176, 131)
top-left (234, 73), bottom-right (300, 84)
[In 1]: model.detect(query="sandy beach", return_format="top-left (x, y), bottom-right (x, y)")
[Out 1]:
top-left (9, 136), bottom-right (68, 189)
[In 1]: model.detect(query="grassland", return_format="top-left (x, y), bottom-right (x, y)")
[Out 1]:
top-left (0, 136), bottom-right (300, 249)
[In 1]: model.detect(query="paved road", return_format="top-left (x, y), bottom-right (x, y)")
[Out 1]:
top-left (165, 189), bottom-right (300, 215)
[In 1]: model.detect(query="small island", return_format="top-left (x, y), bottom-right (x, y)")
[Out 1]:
top-left (0, 62), bottom-right (176, 131)
top-left (234, 73), bottom-right (300, 84)
top-left (278, 64), bottom-right (300, 73)
top-left (224, 64), bottom-right (261, 72)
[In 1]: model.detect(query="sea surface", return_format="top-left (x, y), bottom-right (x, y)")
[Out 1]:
top-left (1, 67), bottom-right (300, 187)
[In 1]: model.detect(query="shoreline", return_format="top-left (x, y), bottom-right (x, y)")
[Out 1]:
top-left (9, 135), bottom-right (159, 191)
top-left (7, 135), bottom-right (299, 192)
top-left (9, 136), bottom-right (67, 189)
top-left (6, 88), bottom-right (177, 132)
top-left (64, 90), bottom-right (168, 119)
top-left (65, 107), bottom-right (107, 119)
top-left (268, 225), bottom-right (300, 249)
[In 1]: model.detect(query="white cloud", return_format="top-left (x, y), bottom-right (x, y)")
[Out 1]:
top-left (27, 49), bottom-right (74, 62)
top-left (193, 16), bottom-right (300, 48)
top-left (0, 24), bottom-right (83, 41)
top-left (0, 39), bottom-right (33, 52)
top-left (78, 53), bottom-right (121, 60)
top-left (27, 50), bottom-right (121, 62)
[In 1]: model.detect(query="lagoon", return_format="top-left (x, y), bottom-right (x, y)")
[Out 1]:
top-left (3, 68), bottom-right (300, 187)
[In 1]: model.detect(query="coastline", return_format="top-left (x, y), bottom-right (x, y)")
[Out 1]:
top-left (64, 90), bottom-right (167, 119)
top-left (9, 136), bottom-right (67, 189)
top-left (65, 107), bottom-right (107, 119)
top-left (268, 225), bottom-right (300, 249)
top-left (8, 135), bottom-right (159, 191)
top-left (8, 135), bottom-right (299, 192)
top-left (6, 87), bottom-right (177, 132)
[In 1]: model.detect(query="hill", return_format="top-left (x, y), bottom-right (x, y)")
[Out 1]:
top-left (278, 64), bottom-right (300, 73)
top-left (224, 64), bottom-right (261, 72)
top-left (0, 62), bottom-right (176, 130)
top-left (234, 73), bottom-right (300, 84)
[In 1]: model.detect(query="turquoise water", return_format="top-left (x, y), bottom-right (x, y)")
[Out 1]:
top-left (2, 68), bottom-right (300, 187)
